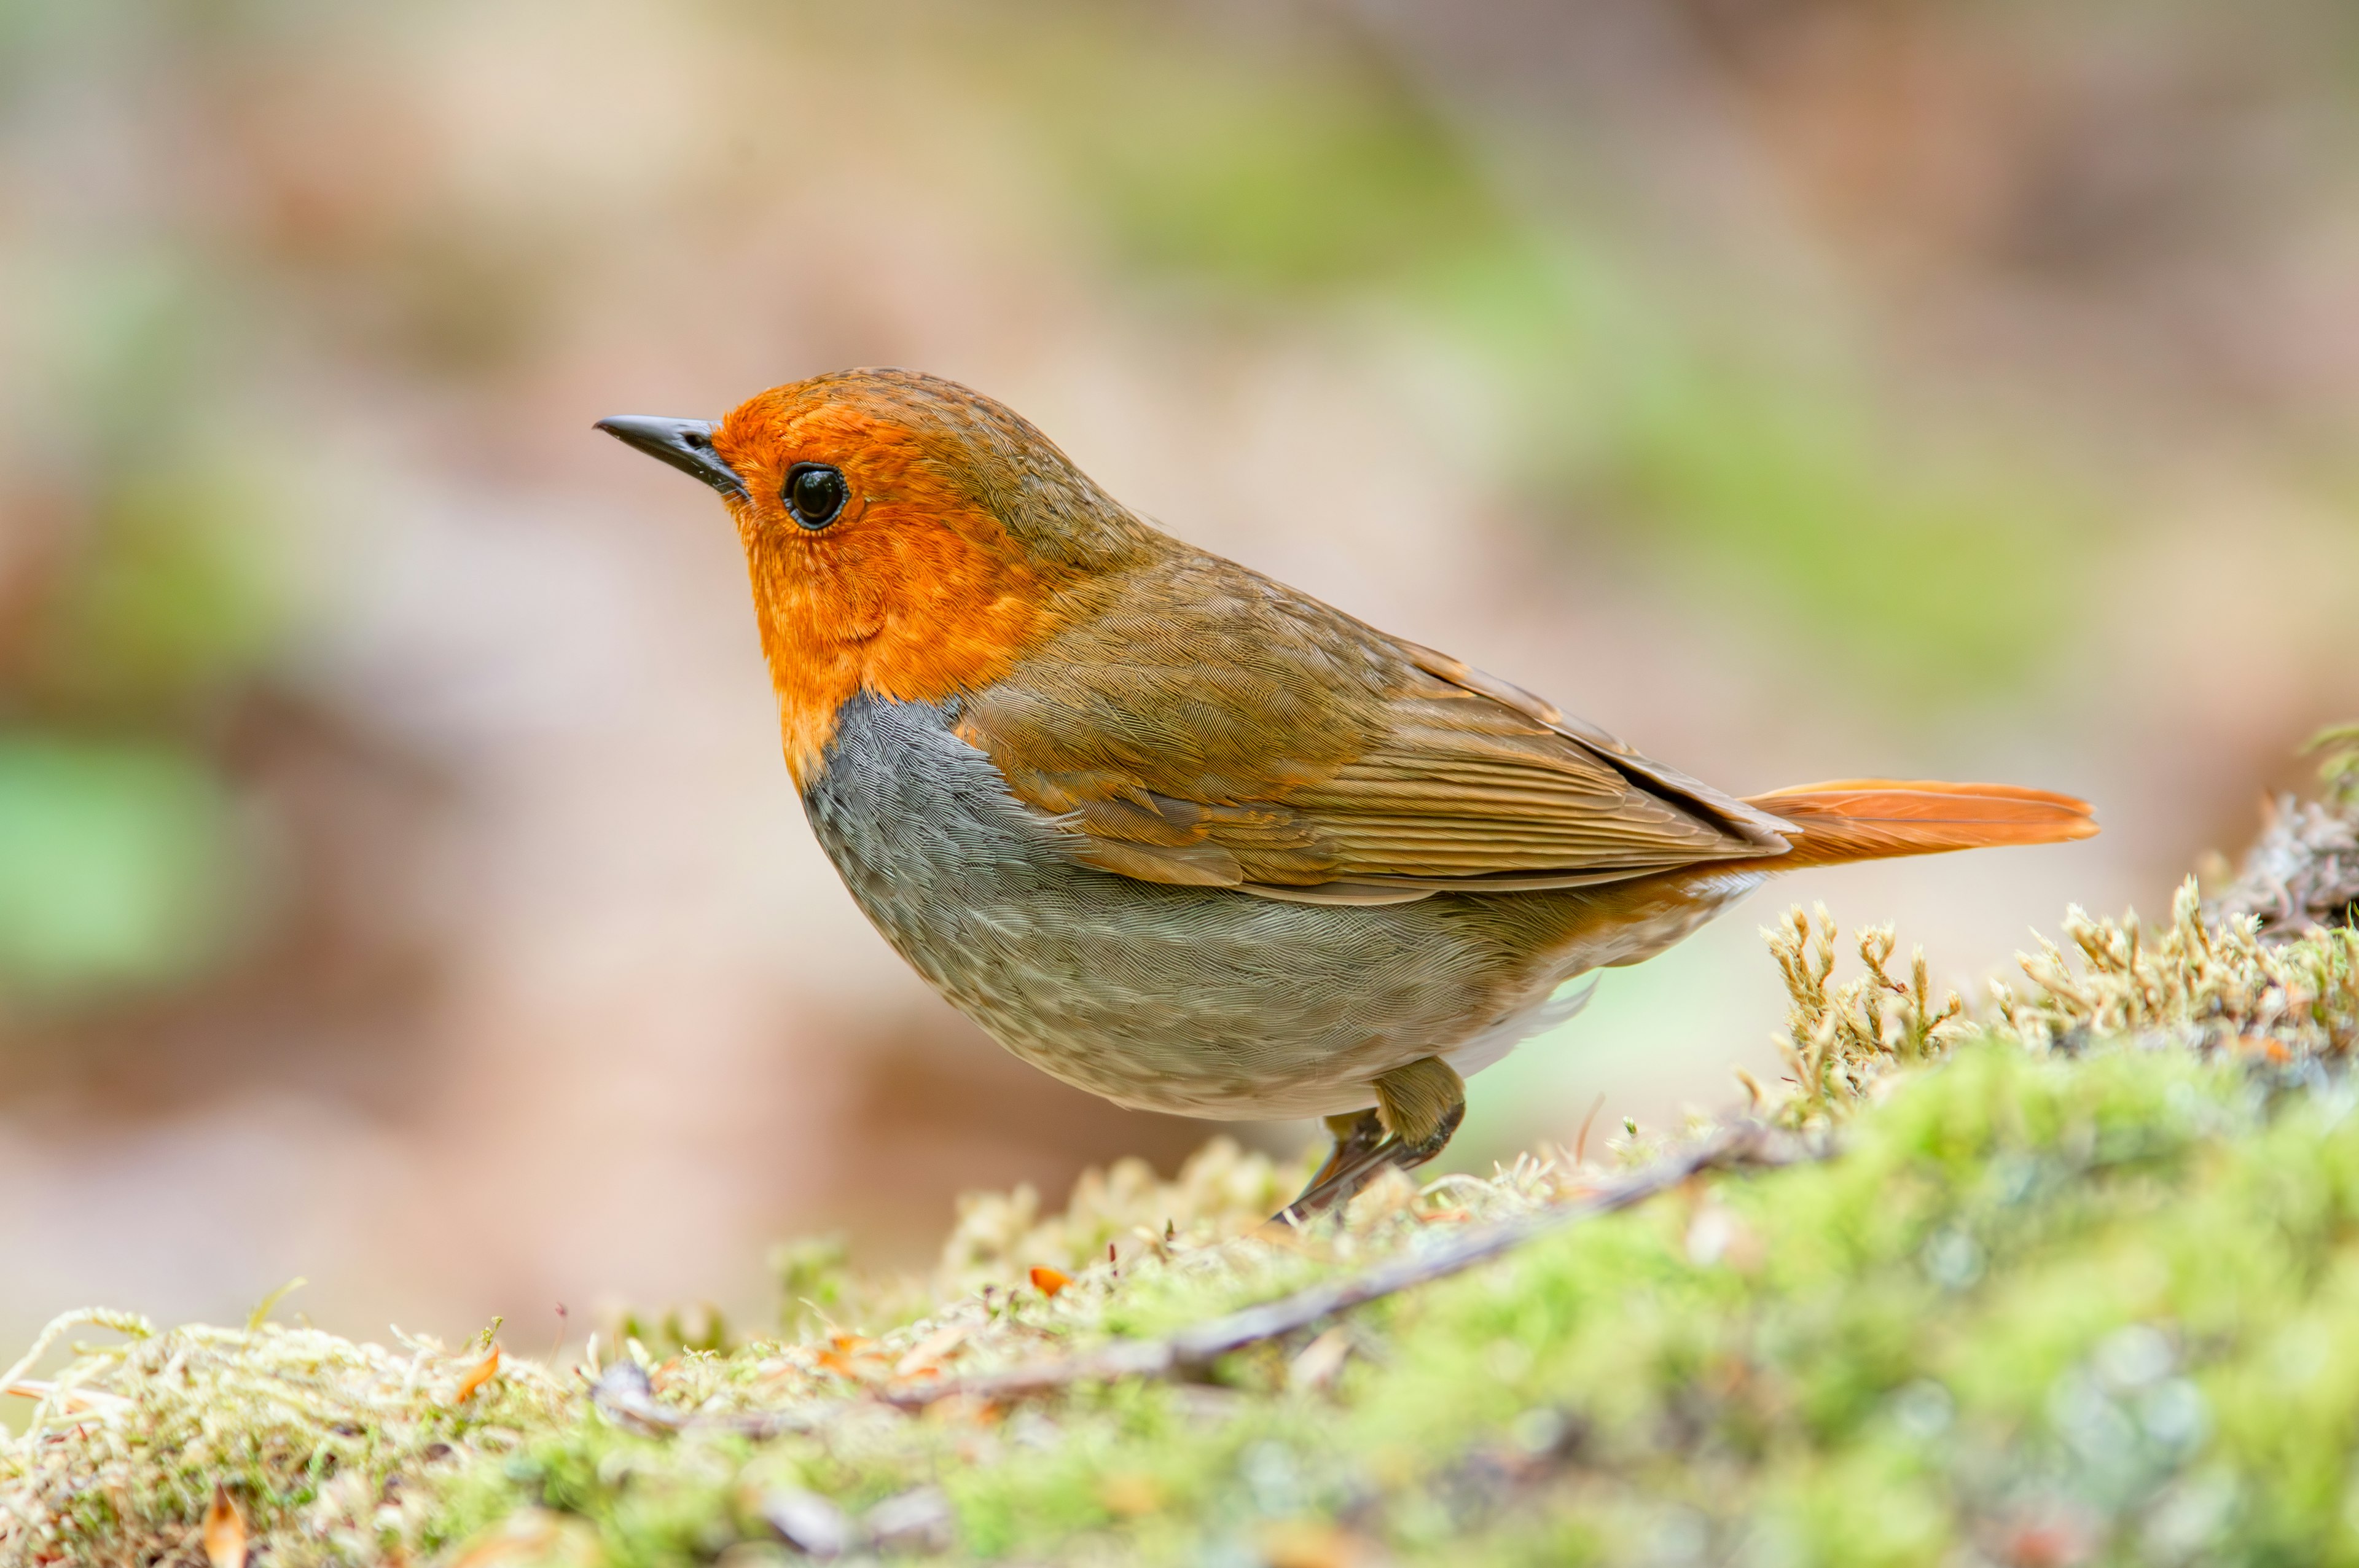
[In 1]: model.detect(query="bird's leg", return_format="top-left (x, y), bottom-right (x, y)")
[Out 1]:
top-left (1274, 1057), bottom-right (1466, 1221)
top-left (1372, 1055), bottom-right (1466, 1169)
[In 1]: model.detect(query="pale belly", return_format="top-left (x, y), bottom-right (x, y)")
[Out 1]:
top-left (799, 693), bottom-right (1763, 1119)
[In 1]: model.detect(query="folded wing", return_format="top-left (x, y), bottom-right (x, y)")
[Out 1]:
top-left (952, 552), bottom-right (1791, 903)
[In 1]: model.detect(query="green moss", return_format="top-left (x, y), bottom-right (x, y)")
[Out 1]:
top-left (0, 1316), bottom-right (572, 1565)
top-left (397, 1038), bottom-right (2359, 1566)
top-left (12, 889), bottom-right (2359, 1564)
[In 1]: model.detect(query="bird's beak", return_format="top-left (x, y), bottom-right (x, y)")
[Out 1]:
top-left (593, 415), bottom-right (749, 501)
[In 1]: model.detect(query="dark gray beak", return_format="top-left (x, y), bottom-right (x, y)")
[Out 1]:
top-left (594, 415), bottom-right (748, 501)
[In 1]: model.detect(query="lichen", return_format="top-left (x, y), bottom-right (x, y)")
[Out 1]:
top-left (1751, 878), bottom-right (2357, 1134)
top-left (2204, 725), bottom-right (2359, 938)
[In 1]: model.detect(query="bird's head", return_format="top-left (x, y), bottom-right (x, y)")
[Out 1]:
top-left (598, 369), bottom-right (1153, 784)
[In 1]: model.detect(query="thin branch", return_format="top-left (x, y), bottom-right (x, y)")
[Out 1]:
top-left (879, 1121), bottom-right (1803, 1410)
top-left (582, 1125), bottom-right (1805, 1435)
top-left (590, 1359), bottom-right (815, 1440)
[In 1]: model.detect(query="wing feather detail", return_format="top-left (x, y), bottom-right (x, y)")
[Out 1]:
top-left (952, 549), bottom-right (1791, 896)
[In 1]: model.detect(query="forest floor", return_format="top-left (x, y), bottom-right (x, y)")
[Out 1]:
top-left (4, 742), bottom-right (2357, 1568)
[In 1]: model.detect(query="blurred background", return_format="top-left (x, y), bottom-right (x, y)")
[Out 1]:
top-left (2, 0), bottom-right (2356, 1355)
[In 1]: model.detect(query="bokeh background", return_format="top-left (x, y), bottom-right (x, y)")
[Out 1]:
top-left (2, 0), bottom-right (2356, 1356)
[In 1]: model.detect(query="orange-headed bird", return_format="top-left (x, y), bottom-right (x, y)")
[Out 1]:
top-left (600, 370), bottom-right (2094, 1210)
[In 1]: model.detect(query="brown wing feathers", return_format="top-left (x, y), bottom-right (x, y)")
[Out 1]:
top-left (958, 553), bottom-right (1780, 897)
top-left (957, 552), bottom-right (2093, 902)
top-left (1287, 690), bottom-right (1750, 880)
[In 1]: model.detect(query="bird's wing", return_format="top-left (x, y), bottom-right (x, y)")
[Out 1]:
top-left (953, 552), bottom-right (1792, 902)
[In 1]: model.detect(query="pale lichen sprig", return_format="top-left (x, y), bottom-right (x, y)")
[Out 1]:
top-left (1993, 876), bottom-right (2357, 1057)
top-left (1760, 904), bottom-right (1970, 1125)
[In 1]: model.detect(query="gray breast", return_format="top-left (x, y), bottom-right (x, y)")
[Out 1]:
top-left (799, 693), bottom-right (1667, 1118)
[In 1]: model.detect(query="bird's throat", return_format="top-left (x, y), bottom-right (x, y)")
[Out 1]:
top-left (742, 528), bottom-right (1055, 789)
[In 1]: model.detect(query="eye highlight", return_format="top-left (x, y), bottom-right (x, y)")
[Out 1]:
top-left (784, 463), bottom-right (850, 530)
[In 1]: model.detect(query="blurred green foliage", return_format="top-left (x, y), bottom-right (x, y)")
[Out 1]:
top-left (1598, 359), bottom-right (2088, 700)
top-left (0, 736), bottom-right (256, 1003)
top-left (1029, 39), bottom-right (1503, 295)
top-left (0, 463), bottom-right (283, 1010)
top-left (772, 1235), bottom-right (855, 1338)
top-left (2312, 724), bottom-right (2359, 809)
top-left (3, 249), bottom-right (291, 1011)
top-left (28, 470), bottom-right (289, 716)
top-left (998, 10), bottom-right (2095, 701)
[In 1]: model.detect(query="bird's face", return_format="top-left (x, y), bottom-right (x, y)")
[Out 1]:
top-left (598, 372), bottom-right (1080, 785)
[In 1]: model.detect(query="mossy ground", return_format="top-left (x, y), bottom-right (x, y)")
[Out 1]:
top-left (420, 1037), bottom-right (2359, 1568)
top-left (6, 806), bottom-right (2358, 1564)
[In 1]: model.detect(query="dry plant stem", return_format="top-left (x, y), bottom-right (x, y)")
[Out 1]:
top-left (0, 1308), bottom-right (156, 1437)
top-left (875, 1121), bottom-right (1800, 1411)
top-left (590, 1360), bottom-right (812, 1440)
top-left (0, 1308), bottom-right (153, 1394)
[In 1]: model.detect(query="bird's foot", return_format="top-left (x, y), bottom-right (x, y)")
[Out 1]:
top-left (1273, 1057), bottom-right (1466, 1223)
top-left (1277, 1109), bottom-right (1388, 1221)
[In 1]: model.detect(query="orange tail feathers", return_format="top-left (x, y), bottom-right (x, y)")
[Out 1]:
top-left (1742, 779), bottom-right (2098, 869)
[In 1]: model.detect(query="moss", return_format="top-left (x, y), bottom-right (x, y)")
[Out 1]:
top-left (377, 1035), bottom-right (2359, 1566)
top-left (0, 1314), bottom-right (570, 1565)
top-left (10, 846), bottom-right (2359, 1564)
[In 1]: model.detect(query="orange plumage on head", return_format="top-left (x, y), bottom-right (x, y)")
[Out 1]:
top-left (712, 386), bottom-right (1062, 786)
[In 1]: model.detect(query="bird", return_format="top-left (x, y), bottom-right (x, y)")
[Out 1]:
top-left (597, 369), bottom-right (2097, 1214)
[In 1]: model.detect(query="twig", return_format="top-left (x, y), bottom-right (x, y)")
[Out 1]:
top-left (590, 1360), bottom-right (815, 1439)
top-left (879, 1121), bottom-right (1801, 1410)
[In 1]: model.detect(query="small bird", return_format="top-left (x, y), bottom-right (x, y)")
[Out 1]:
top-left (598, 370), bottom-right (2095, 1211)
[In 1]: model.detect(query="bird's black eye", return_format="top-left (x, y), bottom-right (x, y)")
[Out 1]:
top-left (784, 463), bottom-right (849, 529)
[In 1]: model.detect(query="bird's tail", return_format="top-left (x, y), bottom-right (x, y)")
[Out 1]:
top-left (1741, 779), bottom-right (2098, 869)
